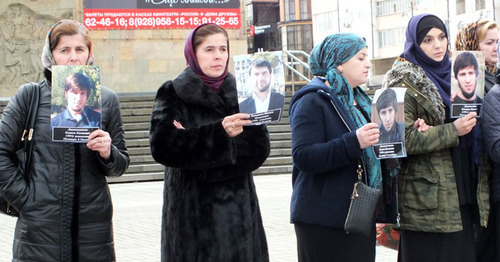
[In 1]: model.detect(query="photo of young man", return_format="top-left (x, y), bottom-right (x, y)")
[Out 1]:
top-left (453, 52), bottom-right (482, 104)
top-left (372, 88), bottom-right (407, 159)
top-left (239, 59), bottom-right (285, 114)
top-left (51, 72), bottom-right (101, 128)
top-left (451, 51), bottom-right (484, 118)
top-left (377, 88), bottom-right (405, 144)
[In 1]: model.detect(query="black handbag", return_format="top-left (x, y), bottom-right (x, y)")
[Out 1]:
top-left (344, 161), bottom-right (382, 236)
top-left (0, 83), bottom-right (40, 217)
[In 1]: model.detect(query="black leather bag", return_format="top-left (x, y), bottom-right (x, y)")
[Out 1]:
top-left (344, 162), bottom-right (382, 236)
top-left (0, 83), bottom-right (40, 217)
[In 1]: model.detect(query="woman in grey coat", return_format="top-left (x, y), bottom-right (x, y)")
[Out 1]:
top-left (0, 20), bottom-right (129, 261)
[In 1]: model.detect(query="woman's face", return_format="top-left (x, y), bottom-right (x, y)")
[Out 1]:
top-left (479, 28), bottom-right (499, 67)
top-left (195, 33), bottom-right (228, 78)
top-left (338, 47), bottom-right (371, 87)
top-left (52, 34), bottom-right (90, 66)
top-left (419, 28), bottom-right (448, 62)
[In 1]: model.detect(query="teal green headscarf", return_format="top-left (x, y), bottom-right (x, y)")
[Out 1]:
top-left (309, 33), bottom-right (383, 189)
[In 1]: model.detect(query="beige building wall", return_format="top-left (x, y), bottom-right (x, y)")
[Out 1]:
top-left (0, 0), bottom-right (248, 97)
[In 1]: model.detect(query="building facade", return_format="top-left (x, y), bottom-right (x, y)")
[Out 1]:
top-left (279, 0), bottom-right (314, 53)
top-left (245, 0), bottom-right (281, 53)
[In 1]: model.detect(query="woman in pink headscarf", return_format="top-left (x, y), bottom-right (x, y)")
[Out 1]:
top-left (149, 23), bottom-right (270, 262)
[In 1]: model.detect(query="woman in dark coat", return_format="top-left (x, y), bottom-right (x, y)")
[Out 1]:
top-left (0, 20), bottom-right (129, 261)
top-left (288, 33), bottom-right (398, 262)
top-left (149, 23), bottom-right (270, 262)
top-left (456, 20), bottom-right (499, 262)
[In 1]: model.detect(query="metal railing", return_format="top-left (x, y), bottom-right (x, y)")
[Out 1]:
top-left (283, 50), bottom-right (312, 94)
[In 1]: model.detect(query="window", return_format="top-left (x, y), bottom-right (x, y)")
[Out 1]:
top-left (287, 24), bottom-right (313, 53)
top-left (285, 0), bottom-right (296, 21)
top-left (376, 0), bottom-right (411, 16)
top-left (475, 0), bottom-right (485, 10)
top-left (300, 0), bottom-right (311, 20)
top-left (314, 12), bottom-right (335, 33)
top-left (378, 28), bottom-right (405, 48)
top-left (246, 4), bottom-right (253, 26)
top-left (456, 0), bottom-right (465, 14)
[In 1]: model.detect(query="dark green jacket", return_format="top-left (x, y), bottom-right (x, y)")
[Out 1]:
top-left (383, 62), bottom-right (489, 233)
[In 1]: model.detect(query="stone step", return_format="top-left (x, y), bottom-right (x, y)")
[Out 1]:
top-left (126, 139), bottom-right (150, 148)
top-left (270, 140), bottom-right (292, 148)
top-left (107, 172), bottom-right (164, 183)
top-left (124, 130), bottom-right (149, 140)
top-left (269, 132), bottom-right (291, 141)
top-left (128, 147), bottom-right (152, 156)
top-left (263, 156), bottom-right (293, 166)
top-left (267, 124), bottom-right (291, 133)
top-left (121, 108), bottom-right (153, 117)
top-left (127, 163), bottom-right (164, 174)
top-left (269, 148), bottom-right (292, 157)
top-left (130, 155), bottom-right (156, 164)
top-left (124, 122), bottom-right (151, 131)
top-left (120, 102), bottom-right (155, 110)
top-left (123, 115), bottom-right (152, 123)
top-left (252, 165), bottom-right (294, 175)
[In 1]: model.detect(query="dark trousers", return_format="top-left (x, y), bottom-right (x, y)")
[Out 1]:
top-left (398, 205), bottom-right (476, 262)
top-left (476, 201), bottom-right (500, 262)
top-left (294, 222), bottom-right (376, 262)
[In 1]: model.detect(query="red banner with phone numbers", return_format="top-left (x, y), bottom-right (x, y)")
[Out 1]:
top-left (84, 8), bottom-right (241, 30)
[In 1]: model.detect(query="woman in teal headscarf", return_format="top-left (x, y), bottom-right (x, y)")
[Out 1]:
top-left (288, 33), bottom-right (398, 262)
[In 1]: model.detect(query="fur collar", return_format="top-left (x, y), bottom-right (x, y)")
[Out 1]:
top-left (173, 67), bottom-right (238, 109)
top-left (383, 62), bottom-right (446, 123)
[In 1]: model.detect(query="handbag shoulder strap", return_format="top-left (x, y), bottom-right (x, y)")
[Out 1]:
top-left (20, 83), bottom-right (40, 142)
top-left (20, 82), bottom-right (40, 179)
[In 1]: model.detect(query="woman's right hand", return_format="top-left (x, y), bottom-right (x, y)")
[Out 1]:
top-left (222, 113), bottom-right (252, 137)
top-left (356, 123), bottom-right (380, 149)
top-left (453, 112), bottom-right (477, 136)
top-left (413, 118), bottom-right (433, 132)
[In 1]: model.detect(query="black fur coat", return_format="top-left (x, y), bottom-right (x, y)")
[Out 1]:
top-left (150, 68), bottom-right (270, 262)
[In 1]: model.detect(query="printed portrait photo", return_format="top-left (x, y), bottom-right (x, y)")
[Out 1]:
top-left (371, 87), bottom-right (407, 159)
top-left (51, 65), bottom-right (102, 143)
top-left (450, 51), bottom-right (485, 118)
top-left (234, 51), bottom-right (285, 125)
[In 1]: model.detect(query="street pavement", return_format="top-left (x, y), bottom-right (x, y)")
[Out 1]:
top-left (0, 174), bottom-right (397, 261)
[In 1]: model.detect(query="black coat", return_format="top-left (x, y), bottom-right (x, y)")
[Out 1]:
top-left (150, 68), bottom-right (270, 262)
top-left (0, 70), bottom-right (129, 261)
top-left (289, 78), bottom-right (397, 229)
top-left (482, 84), bottom-right (500, 202)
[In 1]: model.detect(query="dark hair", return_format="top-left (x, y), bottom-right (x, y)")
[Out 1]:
top-left (249, 59), bottom-right (272, 75)
top-left (376, 88), bottom-right (398, 113)
top-left (192, 24), bottom-right (229, 53)
top-left (50, 20), bottom-right (91, 52)
top-left (453, 51), bottom-right (478, 78)
top-left (64, 72), bottom-right (92, 97)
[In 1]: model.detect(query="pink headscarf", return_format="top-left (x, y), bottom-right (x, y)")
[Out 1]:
top-left (184, 23), bottom-right (229, 92)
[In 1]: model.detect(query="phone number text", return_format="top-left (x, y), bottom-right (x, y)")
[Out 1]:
top-left (84, 11), bottom-right (241, 30)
